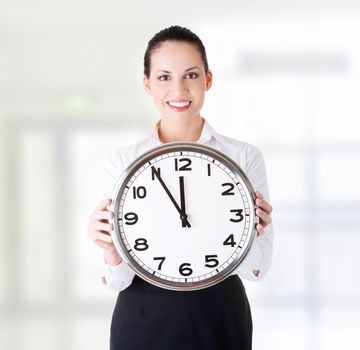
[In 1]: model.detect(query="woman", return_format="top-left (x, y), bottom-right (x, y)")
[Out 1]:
top-left (88, 25), bottom-right (273, 350)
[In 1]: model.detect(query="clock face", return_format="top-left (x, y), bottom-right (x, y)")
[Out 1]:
top-left (111, 142), bottom-right (256, 290)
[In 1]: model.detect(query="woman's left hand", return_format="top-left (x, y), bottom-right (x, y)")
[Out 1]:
top-left (254, 191), bottom-right (273, 237)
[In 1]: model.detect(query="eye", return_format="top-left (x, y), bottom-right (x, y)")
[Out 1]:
top-left (158, 75), bottom-right (170, 81)
top-left (185, 72), bottom-right (198, 79)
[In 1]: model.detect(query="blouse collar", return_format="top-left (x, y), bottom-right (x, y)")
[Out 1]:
top-left (148, 117), bottom-right (219, 145)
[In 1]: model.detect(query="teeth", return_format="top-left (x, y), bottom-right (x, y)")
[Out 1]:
top-left (168, 101), bottom-right (190, 107)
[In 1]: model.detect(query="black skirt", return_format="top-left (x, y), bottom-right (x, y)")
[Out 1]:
top-left (110, 274), bottom-right (252, 350)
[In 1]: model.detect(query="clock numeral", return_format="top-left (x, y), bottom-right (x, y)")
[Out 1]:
top-left (134, 238), bottom-right (149, 251)
top-left (175, 158), bottom-right (192, 171)
top-left (124, 212), bottom-right (138, 225)
top-left (205, 255), bottom-right (219, 268)
top-left (229, 209), bottom-right (244, 222)
top-left (132, 186), bottom-right (147, 199)
top-left (151, 167), bottom-right (160, 180)
top-left (179, 263), bottom-right (193, 276)
top-left (223, 234), bottom-right (236, 247)
top-left (221, 183), bottom-right (235, 196)
top-left (153, 257), bottom-right (165, 270)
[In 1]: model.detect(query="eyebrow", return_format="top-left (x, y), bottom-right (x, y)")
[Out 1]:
top-left (156, 66), bottom-right (201, 74)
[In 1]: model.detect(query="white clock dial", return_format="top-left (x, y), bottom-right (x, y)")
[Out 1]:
top-left (111, 142), bottom-right (257, 291)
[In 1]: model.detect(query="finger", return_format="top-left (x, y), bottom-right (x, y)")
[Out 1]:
top-left (90, 210), bottom-right (114, 223)
top-left (93, 222), bottom-right (113, 232)
top-left (93, 231), bottom-right (113, 243)
top-left (256, 223), bottom-right (265, 236)
top-left (255, 207), bottom-right (272, 227)
top-left (255, 191), bottom-right (263, 199)
top-left (255, 197), bottom-right (273, 214)
top-left (95, 239), bottom-right (115, 250)
top-left (95, 198), bottom-right (112, 211)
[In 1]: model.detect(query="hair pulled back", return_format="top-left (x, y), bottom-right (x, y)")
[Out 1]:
top-left (143, 25), bottom-right (209, 78)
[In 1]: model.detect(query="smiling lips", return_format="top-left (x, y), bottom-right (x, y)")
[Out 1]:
top-left (167, 100), bottom-right (191, 111)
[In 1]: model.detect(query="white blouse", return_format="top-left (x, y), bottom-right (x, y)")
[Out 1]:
top-left (96, 117), bottom-right (274, 293)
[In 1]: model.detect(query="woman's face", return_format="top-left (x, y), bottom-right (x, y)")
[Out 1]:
top-left (143, 40), bottom-right (212, 123)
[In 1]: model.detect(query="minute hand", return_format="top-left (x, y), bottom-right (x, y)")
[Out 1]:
top-left (151, 166), bottom-right (191, 228)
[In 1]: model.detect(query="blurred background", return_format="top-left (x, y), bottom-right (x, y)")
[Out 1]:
top-left (1, 0), bottom-right (360, 349)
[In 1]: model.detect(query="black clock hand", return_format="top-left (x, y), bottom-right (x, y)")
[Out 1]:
top-left (151, 166), bottom-right (191, 228)
top-left (179, 176), bottom-right (188, 228)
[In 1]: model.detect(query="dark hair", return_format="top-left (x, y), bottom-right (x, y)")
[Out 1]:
top-left (143, 25), bottom-right (209, 78)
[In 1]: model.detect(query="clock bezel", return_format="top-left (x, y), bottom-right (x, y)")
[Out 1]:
top-left (110, 141), bottom-right (257, 291)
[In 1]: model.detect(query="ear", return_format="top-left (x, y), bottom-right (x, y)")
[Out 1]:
top-left (143, 75), bottom-right (152, 96)
top-left (205, 69), bottom-right (213, 91)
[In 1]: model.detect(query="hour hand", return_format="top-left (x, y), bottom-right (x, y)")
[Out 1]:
top-left (151, 166), bottom-right (191, 228)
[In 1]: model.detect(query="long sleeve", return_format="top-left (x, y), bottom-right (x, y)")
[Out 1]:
top-left (102, 258), bottom-right (136, 292)
top-left (233, 144), bottom-right (274, 281)
top-left (96, 151), bottom-right (136, 293)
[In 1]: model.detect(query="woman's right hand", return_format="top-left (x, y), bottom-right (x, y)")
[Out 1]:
top-left (87, 198), bottom-right (122, 266)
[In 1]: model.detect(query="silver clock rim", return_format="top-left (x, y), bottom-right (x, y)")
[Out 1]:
top-left (110, 141), bottom-right (257, 291)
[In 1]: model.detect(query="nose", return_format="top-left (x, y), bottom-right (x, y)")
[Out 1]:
top-left (172, 77), bottom-right (189, 96)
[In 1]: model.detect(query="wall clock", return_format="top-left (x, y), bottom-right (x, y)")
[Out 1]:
top-left (110, 142), bottom-right (258, 291)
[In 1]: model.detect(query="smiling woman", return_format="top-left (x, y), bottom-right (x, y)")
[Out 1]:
top-left (143, 40), bottom-right (213, 142)
top-left (87, 25), bottom-right (273, 350)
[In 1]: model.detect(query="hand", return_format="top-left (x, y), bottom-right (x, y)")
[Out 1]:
top-left (179, 176), bottom-right (189, 228)
top-left (151, 166), bottom-right (191, 227)
top-left (87, 198), bottom-right (122, 266)
top-left (254, 191), bottom-right (273, 237)
top-left (252, 191), bottom-right (273, 277)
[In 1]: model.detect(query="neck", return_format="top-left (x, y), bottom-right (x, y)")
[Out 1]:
top-left (158, 117), bottom-right (205, 143)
